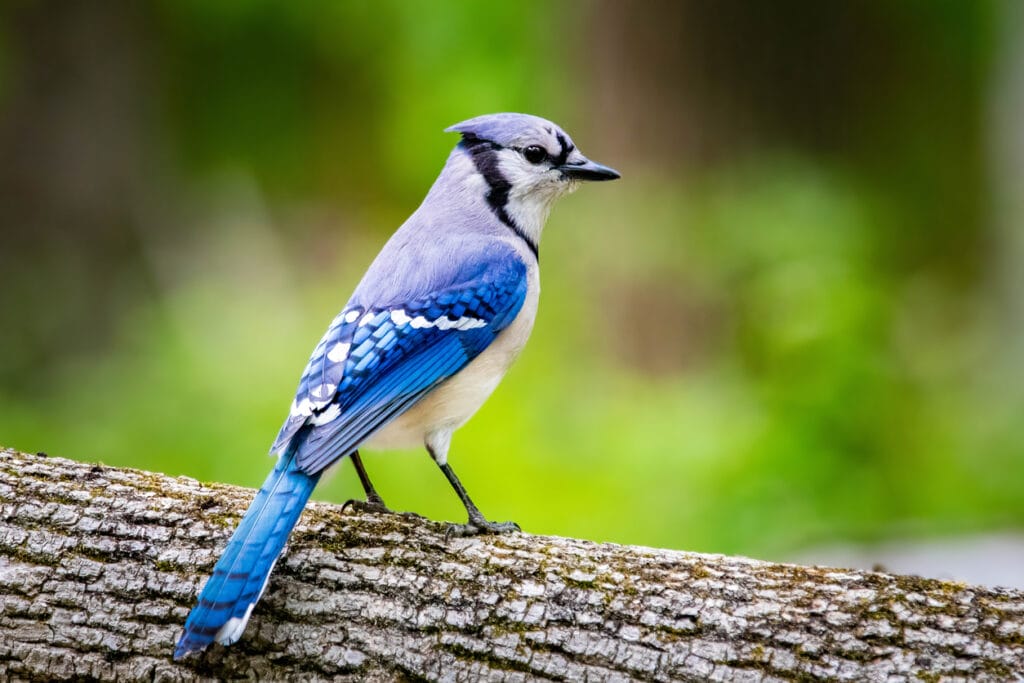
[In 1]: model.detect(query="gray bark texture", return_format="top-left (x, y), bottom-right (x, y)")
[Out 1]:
top-left (1, 447), bottom-right (1022, 682)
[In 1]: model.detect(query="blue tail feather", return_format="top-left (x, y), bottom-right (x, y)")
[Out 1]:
top-left (174, 446), bottom-right (321, 659)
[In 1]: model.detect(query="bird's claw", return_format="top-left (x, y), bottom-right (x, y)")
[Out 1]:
top-left (341, 498), bottom-right (427, 524)
top-left (341, 497), bottom-right (392, 515)
top-left (445, 518), bottom-right (520, 538)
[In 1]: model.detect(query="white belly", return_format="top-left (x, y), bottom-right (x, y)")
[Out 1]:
top-left (365, 269), bottom-right (539, 451)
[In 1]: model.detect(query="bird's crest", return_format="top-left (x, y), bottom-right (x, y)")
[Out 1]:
top-left (445, 112), bottom-right (573, 151)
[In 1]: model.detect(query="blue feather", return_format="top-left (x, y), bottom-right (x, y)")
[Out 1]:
top-left (174, 441), bottom-right (320, 660)
top-left (297, 335), bottom-right (473, 472)
top-left (272, 253), bottom-right (528, 475)
top-left (293, 276), bottom-right (526, 473)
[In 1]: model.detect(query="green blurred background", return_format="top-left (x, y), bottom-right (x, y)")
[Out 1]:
top-left (2, 1), bottom-right (1023, 568)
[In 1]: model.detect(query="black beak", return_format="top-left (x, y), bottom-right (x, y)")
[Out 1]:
top-left (558, 157), bottom-right (621, 181)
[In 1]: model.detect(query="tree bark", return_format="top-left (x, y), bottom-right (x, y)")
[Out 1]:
top-left (0, 447), bottom-right (1021, 681)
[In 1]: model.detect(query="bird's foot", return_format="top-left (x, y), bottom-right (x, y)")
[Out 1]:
top-left (446, 516), bottom-right (520, 538)
top-left (341, 492), bottom-right (392, 516)
top-left (341, 496), bottom-right (427, 523)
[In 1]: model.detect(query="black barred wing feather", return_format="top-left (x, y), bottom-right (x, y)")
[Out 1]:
top-left (271, 258), bottom-right (528, 476)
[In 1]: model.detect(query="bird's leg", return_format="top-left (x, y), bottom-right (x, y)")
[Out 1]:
top-left (351, 450), bottom-right (387, 507)
top-left (341, 450), bottom-right (392, 514)
top-left (436, 460), bottom-right (520, 537)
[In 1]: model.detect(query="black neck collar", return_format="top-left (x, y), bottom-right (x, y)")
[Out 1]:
top-left (459, 135), bottom-right (539, 261)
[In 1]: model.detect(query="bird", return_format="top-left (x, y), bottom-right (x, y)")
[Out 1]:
top-left (173, 112), bottom-right (620, 659)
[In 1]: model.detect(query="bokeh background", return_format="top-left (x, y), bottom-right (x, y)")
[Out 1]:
top-left (2, 1), bottom-right (1023, 584)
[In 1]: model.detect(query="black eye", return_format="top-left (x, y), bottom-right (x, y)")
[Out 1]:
top-left (523, 145), bottom-right (548, 164)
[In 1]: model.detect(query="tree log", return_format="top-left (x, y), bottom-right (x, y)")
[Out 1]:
top-left (0, 447), bottom-right (1022, 681)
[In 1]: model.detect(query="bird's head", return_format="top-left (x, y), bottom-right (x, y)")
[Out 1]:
top-left (445, 113), bottom-right (619, 252)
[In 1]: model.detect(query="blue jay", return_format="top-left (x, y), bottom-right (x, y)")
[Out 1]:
top-left (174, 113), bottom-right (619, 659)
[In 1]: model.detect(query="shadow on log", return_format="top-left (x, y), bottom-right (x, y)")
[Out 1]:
top-left (0, 447), bottom-right (1022, 681)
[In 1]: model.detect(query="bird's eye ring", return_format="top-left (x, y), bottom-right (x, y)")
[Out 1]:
top-left (522, 145), bottom-right (548, 164)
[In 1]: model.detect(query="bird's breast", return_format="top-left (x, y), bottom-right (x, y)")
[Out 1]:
top-left (365, 266), bottom-right (540, 451)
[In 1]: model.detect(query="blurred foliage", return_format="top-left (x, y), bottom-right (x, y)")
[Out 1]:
top-left (157, 0), bottom-right (570, 204)
top-left (1, 0), bottom-right (1021, 558)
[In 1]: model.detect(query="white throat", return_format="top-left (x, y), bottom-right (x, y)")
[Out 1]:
top-left (498, 151), bottom-right (578, 249)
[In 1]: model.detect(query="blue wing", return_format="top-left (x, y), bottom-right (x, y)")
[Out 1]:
top-left (271, 252), bottom-right (528, 475)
